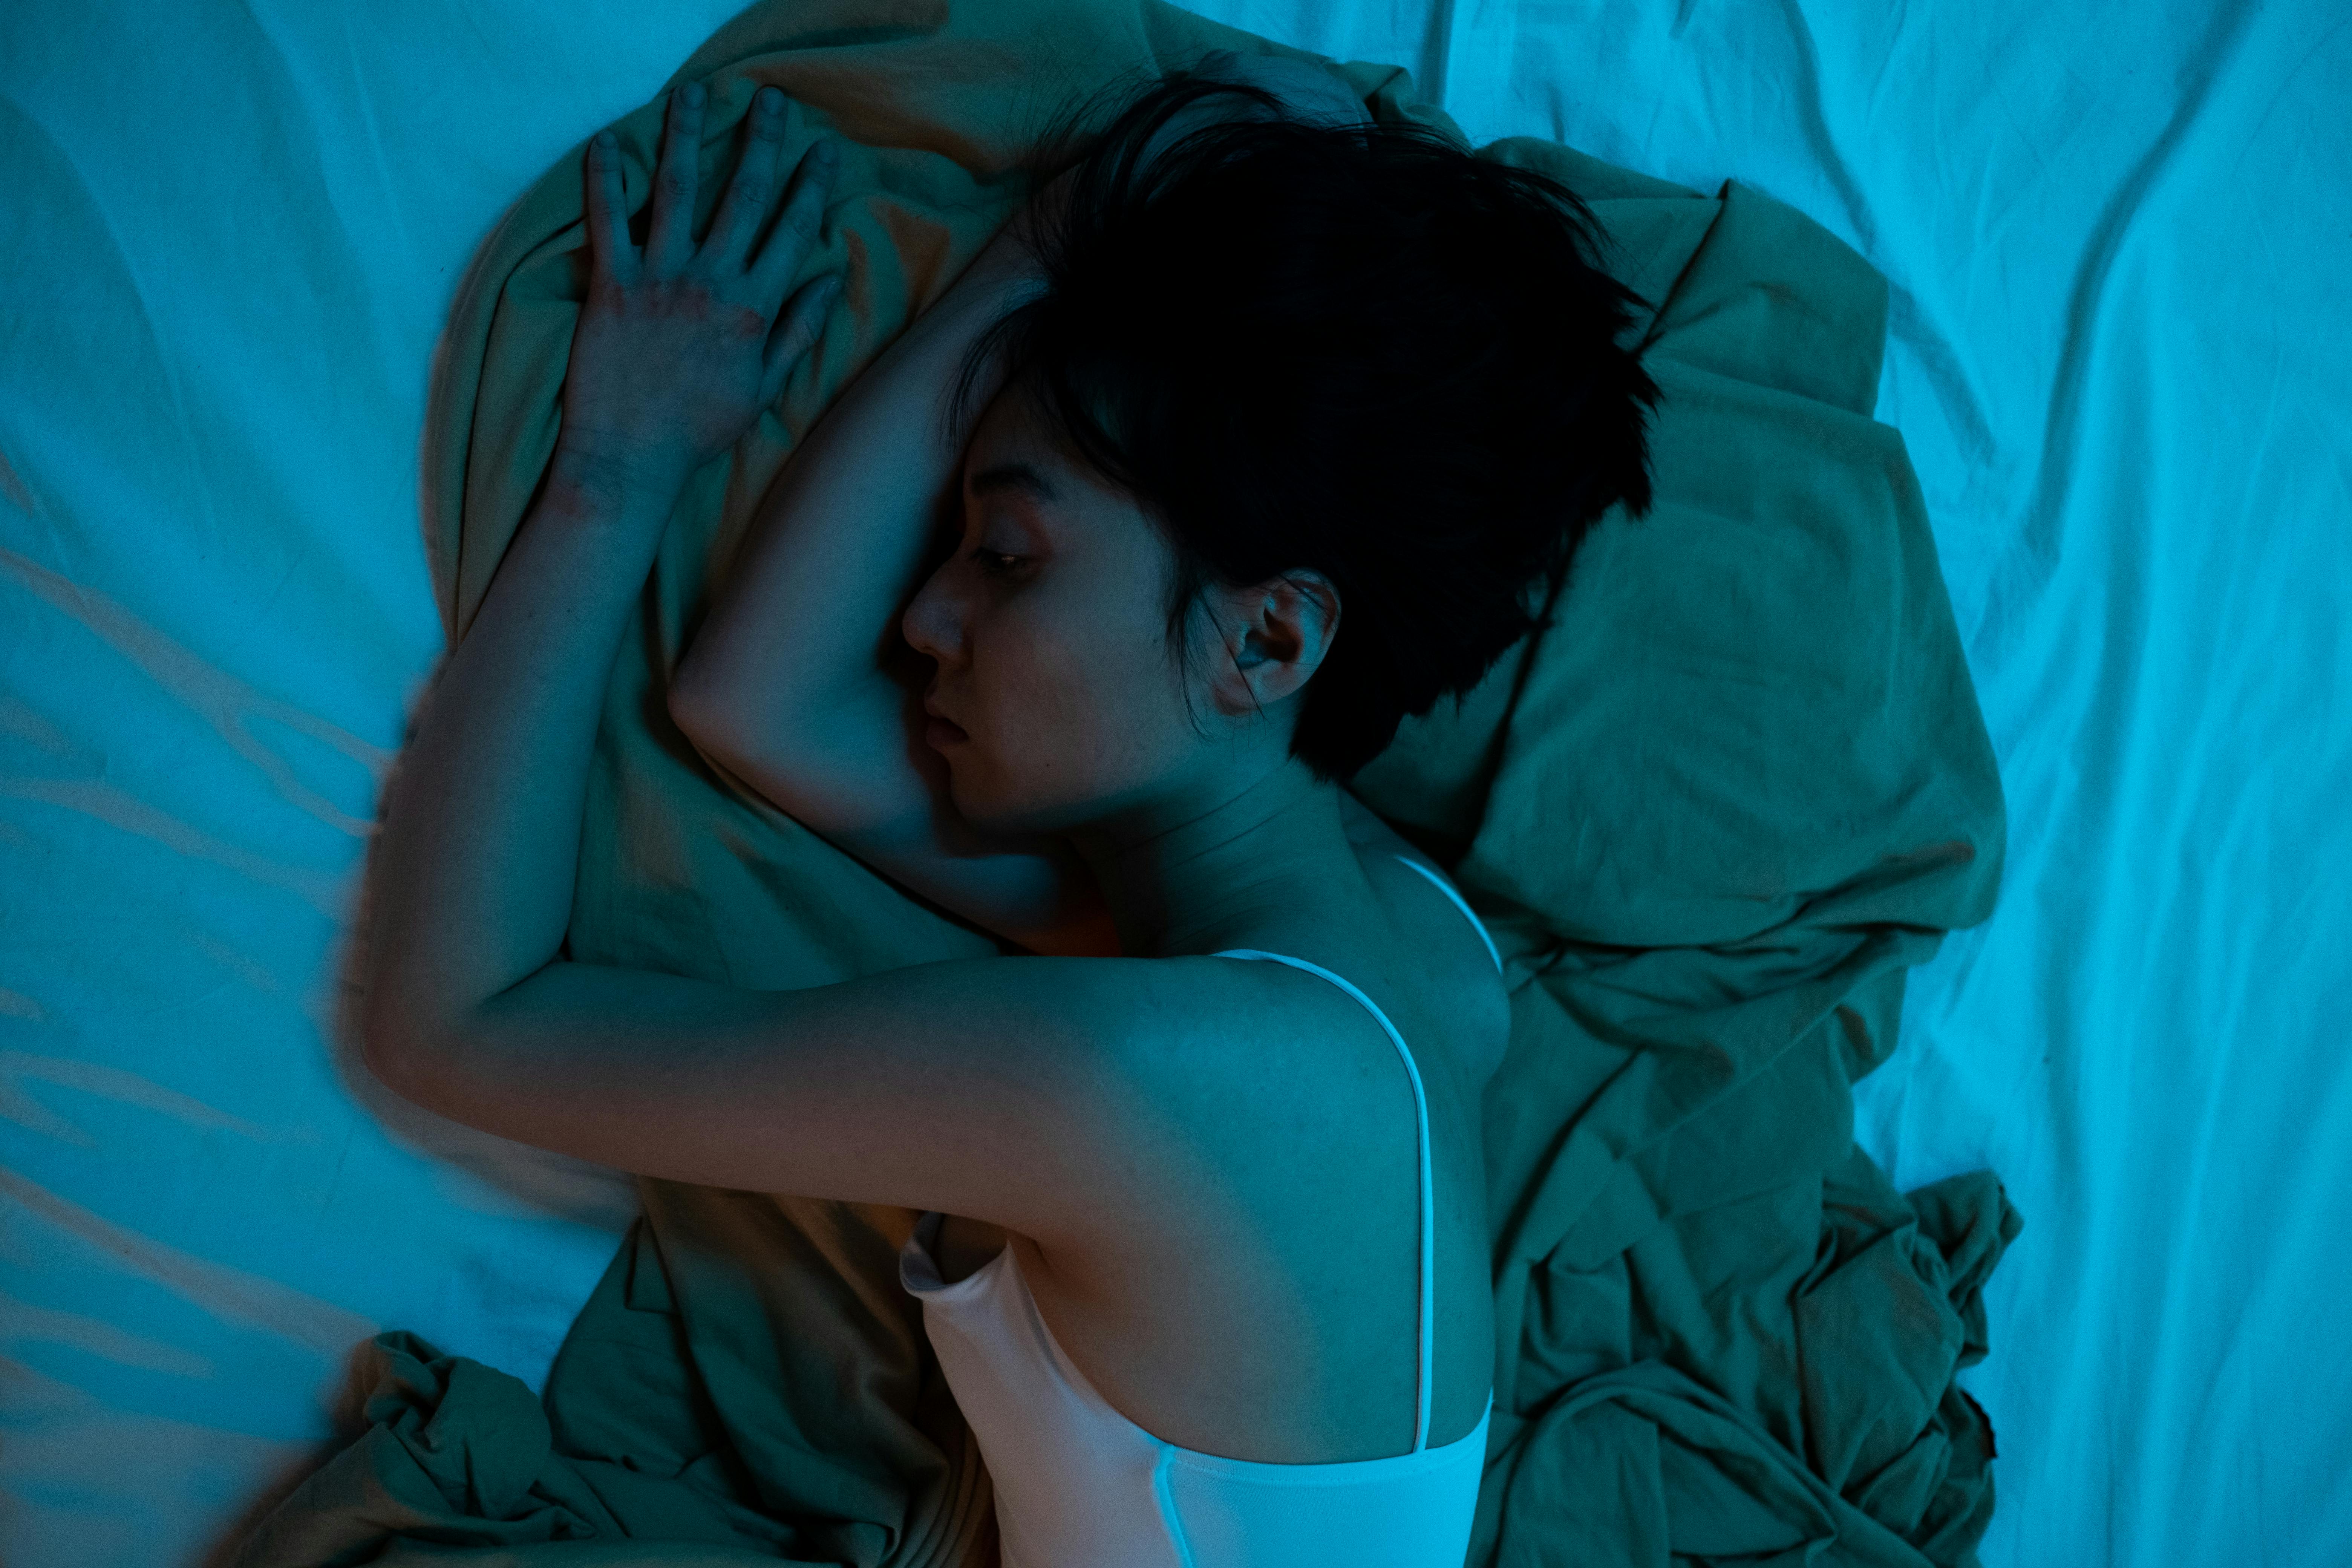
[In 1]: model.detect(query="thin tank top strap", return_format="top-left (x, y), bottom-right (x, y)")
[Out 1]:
top-left (1208, 946), bottom-right (1439, 1453)
top-left (1387, 853), bottom-right (1505, 975)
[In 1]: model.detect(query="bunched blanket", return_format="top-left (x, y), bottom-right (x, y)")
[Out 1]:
top-left (232, 0), bottom-right (2018, 1562)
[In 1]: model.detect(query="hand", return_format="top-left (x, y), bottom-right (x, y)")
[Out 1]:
top-left (561, 81), bottom-right (842, 499)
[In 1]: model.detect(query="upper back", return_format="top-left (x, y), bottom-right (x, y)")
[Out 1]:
top-left (1000, 831), bottom-right (1511, 1465)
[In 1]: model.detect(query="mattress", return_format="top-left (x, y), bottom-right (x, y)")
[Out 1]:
top-left (2, 1), bottom-right (2344, 1563)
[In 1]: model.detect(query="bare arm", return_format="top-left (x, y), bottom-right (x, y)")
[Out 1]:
top-left (670, 185), bottom-right (1056, 730)
top-left (670, 55), bottom-right (1358, 741)
top-left (667, 63), bottom-right (1365, 958)
top-left (666, 174), bottom-right (1123, 957)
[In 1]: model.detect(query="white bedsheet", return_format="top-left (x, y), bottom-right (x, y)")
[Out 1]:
top-left (2, 2), bottom-right (2344, 1564)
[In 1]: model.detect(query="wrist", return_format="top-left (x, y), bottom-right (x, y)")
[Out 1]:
top-left (547, 435), bottom-right (694, 518)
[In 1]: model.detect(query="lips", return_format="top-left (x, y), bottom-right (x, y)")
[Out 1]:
top-left (923, 692), bottom-right (969, 745)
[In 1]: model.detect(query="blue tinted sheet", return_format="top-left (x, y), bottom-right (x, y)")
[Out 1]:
top-left (2, 2), bottom-right (2344, 1563)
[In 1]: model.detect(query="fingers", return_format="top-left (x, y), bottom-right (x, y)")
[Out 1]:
top-left (583, 130), bottom-right (636, 285)
top-left (614, 76), bottom-right (838, 342)
top-left (644, 82), bottom-right (706, 275)
top-left (747, 135), bottom-right (836, 308)
top-left (759, 271), bottom-right (844, 406)
top-left (706, 85), bottom-right (791, 270)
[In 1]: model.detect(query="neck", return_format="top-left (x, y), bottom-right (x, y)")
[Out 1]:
top-left (1067, 754), bottom-right (1360, 960)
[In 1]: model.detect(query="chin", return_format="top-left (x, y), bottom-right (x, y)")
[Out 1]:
top-left (951, 765), bottom-right (1100, 840)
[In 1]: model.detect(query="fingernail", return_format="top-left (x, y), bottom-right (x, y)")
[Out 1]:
top-left (818, 139), bottom-right (839, 165)
top-left (682, 81), bottom-right (705, 108)
top-left (757, 86), bottom-right (782, 113)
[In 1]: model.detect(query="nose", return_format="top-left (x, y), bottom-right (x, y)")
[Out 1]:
top-left (900, 557), bottom-right (965, 667)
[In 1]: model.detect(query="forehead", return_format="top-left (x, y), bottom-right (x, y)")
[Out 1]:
top-left (964, 383), bottom-right (1093, 508)
top-left (967, 459), bottom-right (1060, 507)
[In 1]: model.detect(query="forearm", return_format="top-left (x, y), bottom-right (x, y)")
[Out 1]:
top-left (670, 179), bottom-right (1064, 730)
top-left (364, 452), bottom-right (677, 1054)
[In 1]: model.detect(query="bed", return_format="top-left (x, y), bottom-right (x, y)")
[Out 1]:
top-left (2, 1), bottom-right (2344, 1564)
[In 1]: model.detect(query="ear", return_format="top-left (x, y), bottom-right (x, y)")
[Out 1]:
top-left (1205, 570), bottom-right (1342, 718)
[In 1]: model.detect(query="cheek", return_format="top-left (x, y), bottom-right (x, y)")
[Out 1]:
top-left (985, 587), bottom-right (1183, 765)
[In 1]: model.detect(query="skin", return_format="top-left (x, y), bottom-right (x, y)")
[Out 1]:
top-left (887, 43), bottom-right (1382, 956)
top-left (897, 381), bottom-right (1508, 1464)
top-left (367, 74), bottom-right (1501, 1469)
top-left (363, 80), bottom-right (843, 1044)
top-left (905, 378), bottom-right (1382, 966)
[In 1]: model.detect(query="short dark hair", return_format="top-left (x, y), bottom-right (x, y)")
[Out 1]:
top-left (949, 66), bottom-right (1661, 784)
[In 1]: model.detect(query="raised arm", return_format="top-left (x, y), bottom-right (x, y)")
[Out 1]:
top-left (670, 182), bottom-right (1054, 729)
top-left (665, 171), bottom-right (1125, 957)
top-left (668, 61), bottom-right (1366, 959)
top-left (671, 55), bottom-right (1360, 745)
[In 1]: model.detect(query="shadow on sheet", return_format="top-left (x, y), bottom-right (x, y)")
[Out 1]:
top-left (225, 0), bottom-right (2020, 1563)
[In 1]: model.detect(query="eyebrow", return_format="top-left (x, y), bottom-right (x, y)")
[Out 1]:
top-left (968, 462), bottom-right (1059, 505)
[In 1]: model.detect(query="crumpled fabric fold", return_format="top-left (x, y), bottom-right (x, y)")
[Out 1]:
top-left (233, 0), bottom-right (2015, 1562)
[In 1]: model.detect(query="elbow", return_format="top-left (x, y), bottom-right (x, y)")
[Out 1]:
top-left (359, 1004), bottom-right (429, 1099)
top-left (666, 674), bottom-right (717, 738)
top-left (358, 983), bottom-right (456, 1104)
top-left (666, 682), bottom-right (732, 778)
top-left (668, 629), bottom-right (776, 740)
top-left (666, 674), bottom-right (749, 759)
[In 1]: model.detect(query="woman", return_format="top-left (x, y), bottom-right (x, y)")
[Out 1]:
top-left (362, 54), bottom-right (1658, 1566)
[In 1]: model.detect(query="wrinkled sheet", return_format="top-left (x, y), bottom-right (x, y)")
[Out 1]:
top-left (0, 4), bottom-right (2343, 1568)
top-left (220, 1), bottom-right (2012, 1561)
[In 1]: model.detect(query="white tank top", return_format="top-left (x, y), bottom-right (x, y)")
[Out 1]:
top-left (899, 854), bottom-right (1504, 1567)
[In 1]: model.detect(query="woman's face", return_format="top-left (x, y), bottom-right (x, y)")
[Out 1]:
top-left (900, 383), bottom-right (1222, 838)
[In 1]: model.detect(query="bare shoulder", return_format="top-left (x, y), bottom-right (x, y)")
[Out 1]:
top-left (387, 945), bottom-right (1225, 1251)
top-left (1341, 793), bottom-right (1514, 1078)
top-left (1337, 784), bottom-right (1408, 854)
